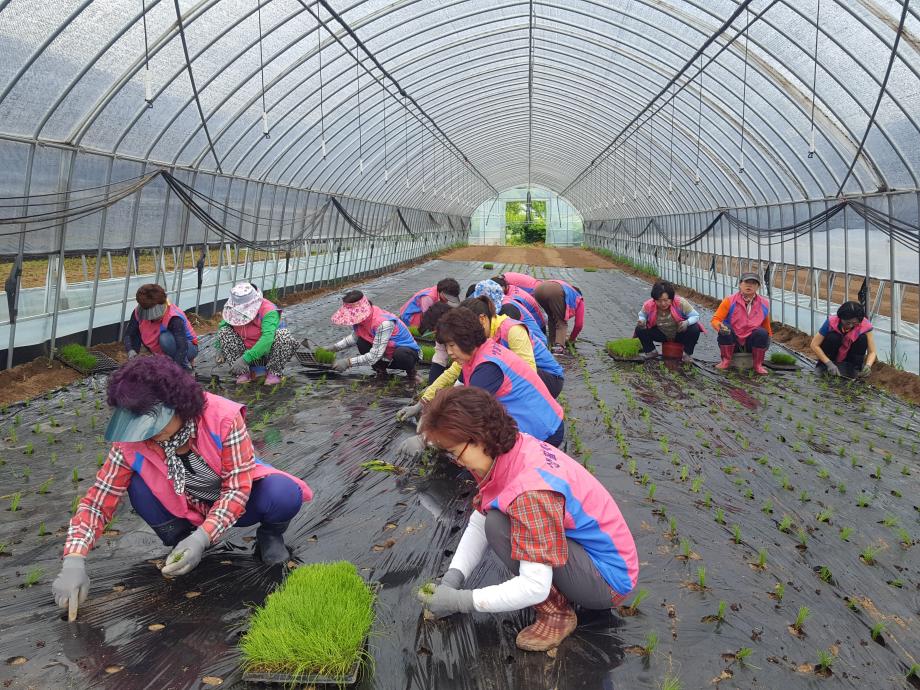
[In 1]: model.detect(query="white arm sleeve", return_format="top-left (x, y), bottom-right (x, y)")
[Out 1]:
top-left (330, 334), bottom-right (356, 351)
top-left (472, 560), bottom-right (553, 612)
top-left (446, 510), bottom-right (489, 578)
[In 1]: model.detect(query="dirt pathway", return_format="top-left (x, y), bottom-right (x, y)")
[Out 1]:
top-left (440, 245), bottom-right (615, 268)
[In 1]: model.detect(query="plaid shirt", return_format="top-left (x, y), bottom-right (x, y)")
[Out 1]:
top-left (64, 414), bottom-right (255, 556)
top-left (497, 489), bottom-right (625, 606)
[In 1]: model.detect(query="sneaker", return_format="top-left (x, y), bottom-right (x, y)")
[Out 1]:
top-left (264, 373), bottom-right (282, 386)
top-left (681, 353), bottom-right (693, 363)
top-left (236, 372), bottom-right (253, 384)
top-left (641, 350), bottom-right (659, 361)
top-left (551, 345), bottom-right (565, 355)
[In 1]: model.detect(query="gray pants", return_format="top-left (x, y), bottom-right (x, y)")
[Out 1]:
top-left (218, 327), bottom-right (298, 376)
top-left (484, 511), bottom-right (616, 610)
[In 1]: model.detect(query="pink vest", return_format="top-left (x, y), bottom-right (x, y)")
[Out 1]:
top-left (508, 285), bottom-right (545, 327)
top-left (503, 272), bottom-right (541, 293)
top-left (115, 393), bottom-right (311, 524)
top-left (353, 305), bottom-right (419, 359)
top-left (461, 340), bottom-right (563, 440)
top-left (828, 315), bottom-right (873, 362)
top-left (641, 298), bottom-right (706, 333)
top-left (399, 286), bottom-right (438, 328)
top-left (136, 303), bottom-right (198, 352)
top-left (550, 280), bottom-right (583, 321)
top-left (477, 433), bottom-right (639, 595)
top-left (233, 299), bottom-right (280, 349)
top-left (726, 292), bottom-right (770, 344)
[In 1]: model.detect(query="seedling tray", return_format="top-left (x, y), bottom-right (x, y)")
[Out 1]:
top-left (607, 351), bottom-right (645, 363)
top-left (765, 359), bottom-right (800, 371)
top-left (295, 350), bottom-right (337, 371)
top-left (54, 350), bottom-right (120, 375)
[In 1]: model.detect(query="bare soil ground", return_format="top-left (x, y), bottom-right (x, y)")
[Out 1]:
top-left (441, 245), bottom-right (616, 268)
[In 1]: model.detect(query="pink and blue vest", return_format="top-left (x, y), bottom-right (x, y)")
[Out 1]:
top-left (234, 299), bottom-right (285, 349)
top-left (502, 296), bottom-right (548, 346)
top-left (502, 272), bottom-right (540, 294)
top-left (354, 306), bottom-right (420, 359)
top-left (641, 298), bottom-right (706, 332)
top-left (399, 286), bottom-right (438, 329)
top-left (494, 316), bottom-right (564, 379)
top-left (461, 340), bottom-right (563, 441)
top-left (135, 303), bottom-right (198, 353)
top-left (478, 433), bottom-right (639, 595)
top-left (828, 315), bottom-right (873, 362)
top-left (550, 280), bottom-right (583, 321)
top-left (115, 393), bottom-right (312, 524)
top-left (508, 285), bottom-right (545, 328)
top-left (726, 292), bottom-right (770, 344)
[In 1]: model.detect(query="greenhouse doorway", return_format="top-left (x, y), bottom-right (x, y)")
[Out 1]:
top-left (469, 186), bottom-right (583, 246)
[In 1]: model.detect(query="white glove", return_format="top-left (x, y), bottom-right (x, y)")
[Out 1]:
top-left (396, 434), bottom-right (427, 460)
top-left (161, 527), bottom-right (210, 577)
top-left (215, 352), bottom-right (226, 365)
top-left (396, 402), bottom-right (423, 423)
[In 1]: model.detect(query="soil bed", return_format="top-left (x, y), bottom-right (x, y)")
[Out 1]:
top-left (0, 259), bottom-right (917, 689)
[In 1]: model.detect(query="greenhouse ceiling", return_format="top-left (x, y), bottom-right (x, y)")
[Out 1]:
top-left (0, 0), bottom-right (917, 219)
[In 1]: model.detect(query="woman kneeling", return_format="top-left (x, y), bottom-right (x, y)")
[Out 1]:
top-left (417, 387), bottom-right (638, 651)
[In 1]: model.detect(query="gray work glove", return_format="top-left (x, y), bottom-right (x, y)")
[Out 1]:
top-left (396, 401), bottom-right (423, 423)
top-left (396, 434), bottom-right (427, 460)
top-left (332, 358), bottom-right (351, 373)
top-left (857, 364), bottom-right (871, 379)
top-left (324, 343), bottom-right (341, 352)
top-left (823, 361), bottom-right (841, 377)
top-left (230, 356), bottom-right (250, 376)
top-left (215, 352), bottom-right (226, 365)
top-left (52, 555), bottom-right (90, 609)
top-left (440, 568), bottom-right (465, 589)
top-left (677, 320), bottom-right (689, 332)
top-left (161, 527), bottom-right (210, 577)
top-left (127, 349), bottom-right (138, 360)
top-left (635, 320), bottom-right (647, 331)
top-left (718, 323), bottom-right (732, 335)
top-left (417, 583), bottom-right (475, 617)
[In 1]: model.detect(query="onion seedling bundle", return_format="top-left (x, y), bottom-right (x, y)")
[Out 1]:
top-left (607, 338), bottom-right (642, 358)
top-left (312, 348), bottom-right (336, 365)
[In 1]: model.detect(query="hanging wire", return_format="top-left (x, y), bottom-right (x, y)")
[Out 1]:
top-left (257, 0), bottom-right (269, 138)
top-left (694, 54), bottom-right (704, 185)
top-left (807, 0), bottom-right (821, 158)
top-left (355, 43), bottom-right (363, 173)
top-left (382, 81), bottom-right (388, 182)
top-left (403, 93), bottom-right (409, 189)
top-left (738, 7), bottom-right (749, 171)
top-left (141, 0), bottom-right (153, 107)
top-left (317, 5), bottom-right (326, 159)
top-left (632, 128), bottom-right (639, 201)
top-left (647, 115), bottom-right (654, 198)
top-left (668, 83), bottom-right (675, 193)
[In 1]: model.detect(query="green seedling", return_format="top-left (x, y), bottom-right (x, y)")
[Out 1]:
top-left (856, 494), bottom-right (871, 507)
top-left (690, 477), bottom-right (703, 493)
top-left (646, 483), bottom-right (656, 500)
top-left (839, 526), bottom-right (853, 541)
top-left (702, 491), bottom-right (712, 508)
top-left (778, 515), bottom-right (793, 533)
top-left (907, 664), bottom-right (919, 682)
top-left (898, 529), bottom-right (912, 547)
top-left (58, 343), bottom-right (97, 371)
top-left (24, 442), bottom-right (33, 456)
top-left (360, 459), bottom-right (400, 474)
top-left (714, 508), bottom-right (725, 525)
top-left (679, 466), bottom-right (689, 482)
top-left (9, 492), bottom-right (22, 512)
top-left (641, 630), bottom-right (658, 657)
top-left (22, 567), bottom-right (43, 588)
top-left (837, 482), bottom-right (846, 493)
top-left (762, 499), bottom-right (773, 514)
top-left (817, 566), bottom-right (832, 583)
top-left (71, 495), bottom-right (80, 514)
top-left (697, 566), bottom-right (707, 589)
top-left (38, 477), bottom-right (53, 494)
top-left (735, 647), bottom-right (753, 664)
top-left (860, 545), bottom-right (878, 565)
top-left (606, 338), bottom-right (642, 358)
top-left (170, 552), bottom-right (184, 564)
top-left (817, 468), bottom-right (829, 480)
top-left (71, 468), bottom-right (80, 482)
top-left (870, 622), bottom-right (885, 641)
top-left (667, 516), bottom-right (678, 537)
top-left (240, 561), bottom-right (375, 679)
top-left (482, 263), bottom-right (494, 269)
top-left (658, 436), bottom-right (669, 455)
top-left (732, 524), bottom-right (742, 544)
top-left (31, 423), bottom-right (40, 434)
top-left (816, 509), bottom-right (832, 523)
top-left (799, 489), bottom-right (810, 503)
top-left (626, 588), bottom-right (649, 613)
top-left (640, 473), bottom-right (650, 486)
top-left (881, 515), bottom-right (899, 528)
top-left (755, 548), bottom-right (768, 569)
top-left (773, 582), bottom-right (785, 601)
top-left (902, 465), bottom-right (911, 476)
top-left (792, 606), bottom-right (810, 633)
top-left (815, 649), bottom-right (835, 675)
top-left (21, 467), bottom-right (30, 480)
top-left (680, 538), bottom-right (692, 559)
top-left (74, 442), bottom-right (84, 453)
top-left (38, 522), bottom-right (49, 536)
top-left (420, 345), bottom-right (436, 363)
top-left (661, 675), bottom-right (681, 690)
top-left (95, 399), bottom-right (102, 410)
top-left (796, 528), bottom-right (808, 548)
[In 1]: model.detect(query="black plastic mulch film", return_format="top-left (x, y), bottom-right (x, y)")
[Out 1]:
top-left (1, 260), bottom-right (917, 689)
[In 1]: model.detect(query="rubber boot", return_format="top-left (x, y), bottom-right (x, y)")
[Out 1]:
top-left (715, 344), bottom-right (735, 370)
top-left (371, 359), bottom-right (390, 380)
top-left (255, 521), bottom-right (291, 564)
top-left (264, 373), bottom-right (282, 386)
top-left (515, 586), bottom-right (578, 652)
top-left (405, 366), bottom-right (422, 385)
top-left (751, 347), bottom-right (769, 375)
top-left (150, 517), bottom-right (194, 547)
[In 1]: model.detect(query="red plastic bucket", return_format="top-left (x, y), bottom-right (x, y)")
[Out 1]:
top-left (661, 341), bottom-right (684, 359)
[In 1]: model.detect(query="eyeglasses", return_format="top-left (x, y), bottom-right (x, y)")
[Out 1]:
top-left (445, 441), bottom-right (470, 465)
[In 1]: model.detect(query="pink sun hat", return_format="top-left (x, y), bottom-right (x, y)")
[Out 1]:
top-left (222, 283), bottom-right (263, 326)
top-left (331, 291), bottom-right (373, 326)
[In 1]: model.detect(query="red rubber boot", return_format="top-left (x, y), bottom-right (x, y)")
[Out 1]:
top-left (715, 344), bottom-right (735, 370)
top-left (752, 347), bottom-right (769, 375)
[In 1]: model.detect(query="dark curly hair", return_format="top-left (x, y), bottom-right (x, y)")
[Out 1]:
top-left (837, 301), bottom-right (865, 321)
top-left (435, 307), bottom-right (487, 353)
top-left (651, 281), bottom-right (676, 300)
top-left (460, 295), bottom-right (495, 319)
top-left (107, 355), bottom-right (206, 422)
top-left (419, 301), bottom-right (452, 335)
top-left (420, 386), bottom-right (519, 458)
top-left (436, 278), bottom-right (460, 298)
top-left (136, 283), bottom-right (167, 309)
top-left (491, 275), bottom-right (508, 290)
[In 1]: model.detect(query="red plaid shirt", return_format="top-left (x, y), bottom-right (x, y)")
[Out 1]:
top-left (484, 489), bottom-right (625, 606)
top-left (64, 414), bottom-right (255, 556)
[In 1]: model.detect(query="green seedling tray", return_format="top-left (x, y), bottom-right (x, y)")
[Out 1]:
top-left (242, 582), bottom-right (380, 688)
top-left (295, 350), bottom-right (337, 371)
top-left (54, 350), bottom-right (120, 376)
top-left (765, 359), bottom-right (799, 371)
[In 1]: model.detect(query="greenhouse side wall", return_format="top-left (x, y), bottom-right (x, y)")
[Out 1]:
top-left (0, 158), bottom-right (469, 369)
top-left (584, 191), bottom-right (920, 375)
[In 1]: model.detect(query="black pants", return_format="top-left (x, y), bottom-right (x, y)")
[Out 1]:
top-left (356, 337), bottom-right (419, 373)
top-left (484, 512), bottom-right (619, 610)
top-left (634, 324), bottom-right (702, 355)
top-left (428, 362), bottom-right (447, 385)
top-left (545, 420), bottom-right (565, 448)
top-left (538, 369), bottom-right (564, 398)
top-left (821, 331), bottom-right (868, 367)
top-left (716, 327), bottom-right (769, 351)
